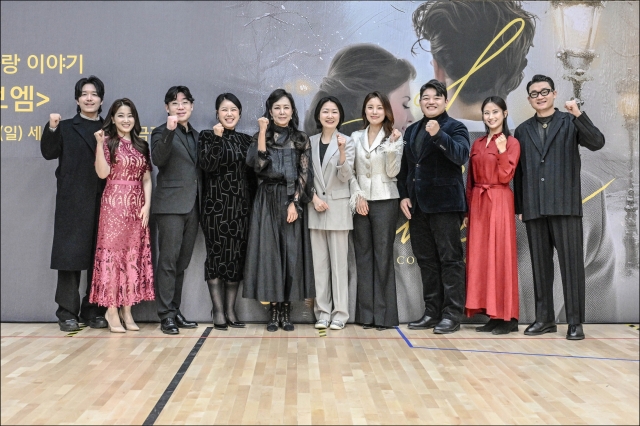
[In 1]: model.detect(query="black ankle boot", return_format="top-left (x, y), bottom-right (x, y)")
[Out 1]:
top-left (266, 303), bottom-right (279, 332)
top-left (476, 318), bottom-right (502, 332)
top-left (280, 302), bottom-right (294, 332)
top-left (492, 318), bottom-right (519, 335)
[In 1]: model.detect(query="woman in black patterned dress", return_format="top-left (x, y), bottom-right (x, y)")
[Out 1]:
top-left (198, 93), bottom-right (256, 330)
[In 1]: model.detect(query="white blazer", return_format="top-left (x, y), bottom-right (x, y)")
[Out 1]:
top-left (349, 126), bottom-right (404, 210)
top-left (307, 131), bottom-right (355, 230)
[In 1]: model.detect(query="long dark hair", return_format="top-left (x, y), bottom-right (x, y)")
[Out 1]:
top-left (481, 96), bottom-right (510, 137)
top-left (263, 88), bottom-right (307, 150)
top-left (303, 44), bottom-right (416, 136)
top-left (102, 98), bottom-right (150, 166)
top-left (361, 92), bottom-right (395, 139)
top-left (313, 96), bottom-right (345, 131)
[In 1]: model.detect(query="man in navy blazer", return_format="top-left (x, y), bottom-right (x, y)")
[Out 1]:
top-left (398, 79), bottom-right (470, 333)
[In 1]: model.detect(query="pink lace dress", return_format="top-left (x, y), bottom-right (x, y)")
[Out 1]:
top-left (90, 137), bottom-right (155, 307)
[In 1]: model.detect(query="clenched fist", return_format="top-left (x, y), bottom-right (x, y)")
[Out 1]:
top-left (495, 134), bottom-right (507, 154)
top-left (390, 128), bottom-right (402, 142)
top-left (49, 113), bottom-right (62, 128)
top-left (167, 115), bottom-right (178, 131)
top-left (213, 123), bottom-right (224, 137)
top-left (564, 99), bottom-right (581, 117)
top-left (337, 134), bottom-right (346, 152)
top-left (425, 120), bottom-right (440, 136)
top-left (94, 129), bottom-right (105, 145)
top-left (258, 117), bottom-right (269, 132)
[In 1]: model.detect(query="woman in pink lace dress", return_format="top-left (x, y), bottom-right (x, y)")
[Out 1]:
top-left (91, 98), bottom-right (154, 332)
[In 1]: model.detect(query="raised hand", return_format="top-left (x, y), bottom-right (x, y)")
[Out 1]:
top-left (213, 123), bottom-right (224, 137)
top-left (495, 134), bottom-right (507, 153)
top-left (390, 128), bottom-right (402, 142)
top-left (49, 113), bottom-right (62, 128)
top-left (258, 117), bottom-right (269, 132)
top-left (167, 115), bottom-right (178, 131)
top-left (564, 99), bottom-right (581, 117)
top-left (425, 119), bottom-right (440, 136)
top-left (94, 129), bottom-right (105, 145)
top-left (337, 134), bottom-right (346, 153)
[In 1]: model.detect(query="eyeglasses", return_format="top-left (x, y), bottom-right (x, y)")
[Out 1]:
top-left (528, 89), bottom-right (552, 98)
top-left (169, 101), bottom-right (191, 107)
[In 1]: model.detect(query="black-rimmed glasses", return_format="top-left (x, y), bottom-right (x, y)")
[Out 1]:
top-left (528, 88), bottom-right (552, 98)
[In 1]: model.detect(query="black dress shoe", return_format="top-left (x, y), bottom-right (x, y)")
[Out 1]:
top-left (175, 313), bottom-right (198, 328)
top-left (492, 318), bottom-right (519, 335)
top-left (84, 316), bottom-right (108, 329)
top-left (524, 321), bottom-right (557, 336)
top-left (476, 318), bottom-right (502, 333)
top-left (362, 323), bottom-right (376, 329)
top-left (161, 317), bottom-right (179, 335)
top-left (566, 324), bottom-right (585, 340)
top-left (408, 313), bottom-right (440, 330)
top-left (433, 318), bottom-right (460, 334)
top-left (226, 315), bottom-right (245, 328)
top-left (58, 319), bottom-right (81, 332)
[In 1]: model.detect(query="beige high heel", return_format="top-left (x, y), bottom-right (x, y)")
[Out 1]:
top-left (106, 309), bottom-right (126, 333)
top-left (119, 308), bottom-right (139, 331)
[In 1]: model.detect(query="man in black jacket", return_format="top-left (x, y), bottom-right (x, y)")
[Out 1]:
top-left (41, 76), bottom-right (108, 332)
top-left (151, 86), bottom-right (201, 334)
top-left (398, 79), bottom-right (470, 333)
top-left (514, 74), bottom-right (605, 340)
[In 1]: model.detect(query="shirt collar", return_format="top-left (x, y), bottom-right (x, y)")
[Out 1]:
top-left (80, 113), bottom-right (100, 121)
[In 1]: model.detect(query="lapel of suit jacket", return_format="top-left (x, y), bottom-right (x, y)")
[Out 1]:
top-left (322, 131), bottom-right (339, 175)
top-left (524, 116), bottom-right (544, 155)
top-left (175, 126), bottom-right (196, 163)
top-left (310, 134), bottom-right (325, 190)
top-left (366, 127), bottom-right (384, 152)
top-left (72, 114), bottom-right (101, 153)
top-left (540, 112), bottom-right (564, 159)
top-left (409, 121), bottom-right (422, 160)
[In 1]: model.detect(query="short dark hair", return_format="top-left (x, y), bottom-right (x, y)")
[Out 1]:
top-left (74, 75), bottom-right (105, 114)
top-left (361, 92), bottom-right (395, 139)
top-left (413, 1), bottom-right (536, 104)
top-left (420, 79), bottom-right (448, 100)
top-left (164, 86), bottom-right (194, 105)
top-left (313, 96), bottom-right (345, 131)
top-left (481, 96), bottom-right (511, 137)
top-left (215, 93), bottom-right (242, 115)
top-left (526, 74), bottom-right (555, 93)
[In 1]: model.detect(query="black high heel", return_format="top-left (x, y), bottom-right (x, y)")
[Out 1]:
top-left (226, 314), bottom-right (245, 328)
top-left (212, 309), bottom-right (228, 331)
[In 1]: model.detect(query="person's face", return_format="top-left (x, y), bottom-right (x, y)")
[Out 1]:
top-left (318, 101), bottom-right (340, 132)
top-left (420, 87), bottom-right (448, 118)
top-left (166, 92), bottom-right (193, 125)
top-left (527, 82), bottom-right (556, 114)
top-left (365, 97), bottom-right (385, 126)
top-left (483, 102), bottom-right (507, 133)
top-left (270, 96), bottom-right (293, 127)
top-left (388, 81), bottom-right (414, 133)
top-left (113, 105), bottom-right (134, 137)
top-left (76, 83), bottom-right (103, 116)
top-left (218, 99), bottom-right (240, 130)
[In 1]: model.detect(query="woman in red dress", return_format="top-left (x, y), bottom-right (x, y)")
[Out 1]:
top-left (91, 98), bottom-right (155, 333)
top-left (465, 96), bottom-right (520, 335)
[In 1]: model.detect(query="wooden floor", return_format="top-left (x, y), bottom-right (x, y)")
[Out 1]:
top-left (1, 323), bottom-right (638, 425)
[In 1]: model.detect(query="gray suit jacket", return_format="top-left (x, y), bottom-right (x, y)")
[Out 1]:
top-left (150, 123), bottom-right (202, 214)
top-left (307, 132), bottom-right (355, 230)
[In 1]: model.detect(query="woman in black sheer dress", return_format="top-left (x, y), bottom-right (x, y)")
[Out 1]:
top-left (199, 93), bottom-right (256, 330)
top-left (243, 89), bottom-right (315, 332)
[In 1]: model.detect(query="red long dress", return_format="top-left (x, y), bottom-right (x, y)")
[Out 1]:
top-left (465, 134), bottom-right (520, 320)
top-left (90, 137), bottom-right (155, 307)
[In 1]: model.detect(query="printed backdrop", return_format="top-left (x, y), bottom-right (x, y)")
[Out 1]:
top-left (1, 1), bottom-right (638, 323)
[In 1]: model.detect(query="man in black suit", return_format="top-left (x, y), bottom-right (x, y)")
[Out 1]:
top-left (41, 76), bottom-right (108, 332)
top-left (151, 86), bottom-right (201, 334)
top-left (398, 79), bottom-right (470, 334)
top-left (514, 74), bottom-right (605, 340)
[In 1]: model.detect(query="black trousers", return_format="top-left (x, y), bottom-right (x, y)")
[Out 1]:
top-left (525, 215), bottom-right (585, 324)
top-left (55, 270), bottom-right (106, 321)
top-left (154, 202), bottom-right (199, 320)
top-left (410, 209), bottom-right (466, 321)
top-left (353, 199), bottom-right (399, 327)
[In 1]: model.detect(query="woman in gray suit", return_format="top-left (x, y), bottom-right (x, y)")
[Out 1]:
top-left (307, 96), bottom-right (356, 330)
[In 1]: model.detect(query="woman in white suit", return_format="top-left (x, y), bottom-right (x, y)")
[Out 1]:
top-left (350, 92), bottom-right (403, 330)
top-left (307, 96), bottom-right (355, 330)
